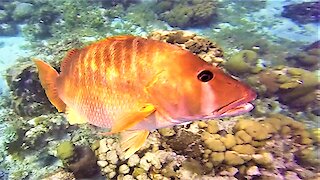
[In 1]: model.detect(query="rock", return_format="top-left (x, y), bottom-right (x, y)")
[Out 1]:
top-left (0, 10), bottom-right (8, 22)
top-left (252, 152), bottom-right (273, 166)
top-left (224, 50), bottom-right (258, 75)
top-left (139, 152), bottom-right (161, 171)
top-left (97, 160), bottom-right (108, 168)
top-left (43, 169), bottom-right (75, 180)
top-left (119, 164), bottom-right (130, 174)
top-left (282, 1), bottom-right (320, 24)
top-left (246, 166), bottom-right (260, 176)
top-left (219, 167), bottom-right (238, 176)
top-left (13, 2), bottom-right (34, 21)
top-left (234, 119), bottom-right (271, 141)
top-left (106, 150), bottom-right (118, 164)
top-left (132, 167), bottom-right (146, 177)
top-left (204, 138), bottom-right (226, 152)
top-left (210, 152), bottom-right (224, 166)
top-left (98, 138), bottom-right (108, 154)
top-left (128, 154), bottom-right (140, 167)
top-left (285, 171), bottom-right (301, 180)
top-left (231, 144), bottom-right (255, 155)
top-left (148, 30), bottom-right (224, 65)
top-left (235, 130), bottom-right (252, 144)
top-left (166, 130), bottom-right (202, 158)
top-left (158, 127), bottom-right (175, 137)
top-left (220, 134), bottom-right (237, 149)
top-left (206, 120), bottom-right (219, 134)
top-left (155, 1), bottom-right (217, 28)
top-left (108, 171), bottom-right (116, 179)
top-left (0, 23), bottom-right (19, 36)
top-left (197, 121), bottom-right (208, 128)
top-left (224, 151), bottom-right (245, 166)
top-left (123, 175), bottom-right (135, 180)
top-left (98, 153), bottom-right (108, 161)
top-left (67, 146), bottom-right (100, 179)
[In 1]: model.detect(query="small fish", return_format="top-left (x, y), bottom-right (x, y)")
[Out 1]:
top-left (34, 35), bottom-right (256, 158)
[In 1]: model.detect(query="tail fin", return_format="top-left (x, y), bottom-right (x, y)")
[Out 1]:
top-left (33, 59), bottom-right (66, 112)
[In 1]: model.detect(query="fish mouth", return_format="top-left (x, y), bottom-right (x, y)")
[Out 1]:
top-left (211, 92), bottom-right (257, 118)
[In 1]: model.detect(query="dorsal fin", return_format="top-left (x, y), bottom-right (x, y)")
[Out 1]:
top-left (60, 49), bottom-right (80, 72)
top-left (95, 35), bottom-right (137, 44)
top-left (109, 35), bottom-right (136, 41)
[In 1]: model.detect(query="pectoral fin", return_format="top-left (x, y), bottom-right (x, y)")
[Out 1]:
top-left (110, 104), bottom-right (156, 133)
top-left (120, 130), bottom-right (149, 159)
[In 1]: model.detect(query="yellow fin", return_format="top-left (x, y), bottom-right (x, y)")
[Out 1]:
top-left (120, 130), bottom-right (149, 159)
top-left (65, 107), bottom-right (87, 125)
top-left (110, 104), bottom-right (155, 133)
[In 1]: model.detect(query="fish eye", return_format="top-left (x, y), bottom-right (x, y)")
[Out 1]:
top-left (197, 70), bottom-right (214, 82)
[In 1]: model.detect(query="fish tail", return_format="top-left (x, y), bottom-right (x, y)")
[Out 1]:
top-left (33, 59), bottom-right (66, 112)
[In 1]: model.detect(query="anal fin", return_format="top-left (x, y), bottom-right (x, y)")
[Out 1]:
top-left (120, 130), bottom-right (149, 159)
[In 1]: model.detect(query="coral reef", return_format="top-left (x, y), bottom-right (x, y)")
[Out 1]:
top-left (154, 0), bottom-right (217, 28)
top-left (99, 0), bottom-right (140, 9)
top-left (0, 106), bottom-right (99, 179)
top-left (286, 41), bottom-right (320, 71)
top-left (257, 67), bottom-right (319, 108)
top-left (91, 114), bottom-right (319, 179)
top-left (282, 1), bottom-right (320, 24)
top-left (0, 0), bottom-right (162, 42)
top-left (5, 61), bottom-right (56, 116)
top-left (148, 30), bottom-right (224, 65)
top-left (4, 37), bottom-right (85, 117)
top-left (12, 2), bottom-right (35, 21)
top-left (43, 169), bottom-right (75, 180)
top-left (61, 145), bottom-right (100, 179)
top-left (224, 50), bottom-right (262, 75)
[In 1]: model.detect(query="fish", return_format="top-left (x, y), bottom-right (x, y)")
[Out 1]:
top-left (34, 35), bottom-right (256, 159)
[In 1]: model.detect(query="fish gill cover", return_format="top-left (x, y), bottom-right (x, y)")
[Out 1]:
top-left (0, 0), bottom-right (319, 180)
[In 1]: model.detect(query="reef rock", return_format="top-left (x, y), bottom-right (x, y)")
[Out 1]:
top-left (5, 61), bottom-right (56, 116)
top-left (257, 66), bottom-right (319, 108)
top-left (12, 2), bottom-right (34, 21)
top-left (155, 0), bottom-right (217, 28)
top-left (282, 1), bottom-right (320, 24)
top-left (148, 30), bottom-right (224, 65)
top-left (287, 42), bottom-right (320, 70)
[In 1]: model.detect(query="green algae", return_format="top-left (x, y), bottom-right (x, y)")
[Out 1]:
top-left (56, 141), bottom-right (75, 161)
top-left (224, 50), bottom-right (258, 74)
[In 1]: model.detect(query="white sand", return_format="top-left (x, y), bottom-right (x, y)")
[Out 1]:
top-left (250, 0), bottom-right (320, 42)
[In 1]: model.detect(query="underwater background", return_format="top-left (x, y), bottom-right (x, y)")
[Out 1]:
top-left (0, 0), bottom-right (319, 179)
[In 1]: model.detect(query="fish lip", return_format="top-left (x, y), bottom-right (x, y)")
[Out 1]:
top-left (212, 91), bottom-right (257, 117)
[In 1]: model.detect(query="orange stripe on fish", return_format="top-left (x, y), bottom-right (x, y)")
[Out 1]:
top-left (34, 35), bottom-right (256, 159)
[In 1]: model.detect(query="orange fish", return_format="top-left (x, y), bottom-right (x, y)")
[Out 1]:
top-left (34, 35), bottom-right (256, 158)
